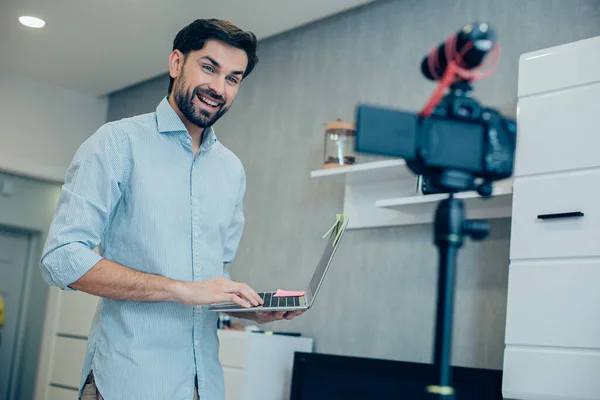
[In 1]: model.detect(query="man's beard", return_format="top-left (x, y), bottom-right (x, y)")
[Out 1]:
top-left (174, 82), bottom-right (229, 129)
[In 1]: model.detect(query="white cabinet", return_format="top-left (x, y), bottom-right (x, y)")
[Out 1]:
top-left (46, 386), bottom-right (79, 400)
top-left (503, 35), bottom-right (600, 400)
top-left (55, 289), bottom-right (99, 337)
top-left (218, 329), bottom-right (314, 400)
top-left (49, 337), bottom-right (88, 389)
top-left (37, 289), bottom-right (98, 400)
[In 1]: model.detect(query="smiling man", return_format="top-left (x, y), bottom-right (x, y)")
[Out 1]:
top-left (40, 19), bottom-right (303, 400)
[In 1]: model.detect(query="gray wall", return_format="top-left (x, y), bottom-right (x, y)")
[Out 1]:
top-left (107, 0), bottom-right (600, 370)
top-left (0, 172), bottom-right (62, 400)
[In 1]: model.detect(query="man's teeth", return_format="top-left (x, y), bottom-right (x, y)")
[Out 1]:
top-left (199, 95), bottom-right (219, 107)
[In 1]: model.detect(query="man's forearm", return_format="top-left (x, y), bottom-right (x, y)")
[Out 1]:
top-left (69, 258), bottom-right (183, 302)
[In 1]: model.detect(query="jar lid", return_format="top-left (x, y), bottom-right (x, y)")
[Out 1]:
top-left (325, 120), bottom-right (355, 131)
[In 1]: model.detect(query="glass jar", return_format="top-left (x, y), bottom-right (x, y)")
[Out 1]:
top-left (323, 120), bottom-right (358, 168)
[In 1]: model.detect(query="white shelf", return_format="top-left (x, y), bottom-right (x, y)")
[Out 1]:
top-left (373, 188), bottom-right (513, 225)
top-left (310, 159), bottom-right (412, 185)
top-left (310, 160), bottom-right (513, 229)
top-left (376, 187), bottom-right (512, 210)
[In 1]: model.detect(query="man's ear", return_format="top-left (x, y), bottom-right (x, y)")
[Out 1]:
top-left (169, 50), bottom-right (185, 80)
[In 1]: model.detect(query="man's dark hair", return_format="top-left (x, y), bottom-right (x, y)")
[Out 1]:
top-left (168, 19), bottom-right (259, 94)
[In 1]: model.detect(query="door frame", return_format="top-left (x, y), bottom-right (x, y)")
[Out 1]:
top-left (0, 224), bottom-right (40, 400)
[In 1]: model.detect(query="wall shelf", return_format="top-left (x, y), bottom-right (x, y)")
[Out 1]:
top-left (376, 187), bottom-right (512, 209)
top-left (310, 159), bottom-right (411, 185)
top-left (311, 159), bottom-right (513, 229)
top-left (375, 188), bottom-right (513, 225)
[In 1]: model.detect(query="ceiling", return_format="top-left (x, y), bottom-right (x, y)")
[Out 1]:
top-left (0, 0), bottom-right (375, 96)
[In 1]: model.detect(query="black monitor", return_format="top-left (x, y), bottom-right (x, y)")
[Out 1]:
top-left (290, 352), bottom-right (503, 400)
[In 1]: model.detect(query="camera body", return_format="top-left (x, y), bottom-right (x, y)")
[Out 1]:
top-left (355, 83), bottom-right (516, 195)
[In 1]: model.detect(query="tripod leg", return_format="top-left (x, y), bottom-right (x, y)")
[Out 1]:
top-left (429, 244), bottom-right (458, 399)
top-left (427, 196), bottom-right (464, 400)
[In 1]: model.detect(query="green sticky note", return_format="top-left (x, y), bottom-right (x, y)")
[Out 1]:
top-left (322, 214), bottom-right (341, 239)
top-left (322, 214), bottom-right (348, 247)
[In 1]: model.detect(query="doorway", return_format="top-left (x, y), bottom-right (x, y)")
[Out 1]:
top-left (0, 228), bottom-right (32, 399)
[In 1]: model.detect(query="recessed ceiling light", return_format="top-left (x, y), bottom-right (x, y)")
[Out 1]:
top-left (19, 16), bottom-right (46, 28)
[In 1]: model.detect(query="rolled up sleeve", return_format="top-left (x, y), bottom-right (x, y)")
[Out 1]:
top-left (40, 123), bottom-right (130, 290)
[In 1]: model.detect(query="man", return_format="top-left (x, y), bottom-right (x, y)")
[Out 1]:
top-left (40, 19), bottom-right (303, 400)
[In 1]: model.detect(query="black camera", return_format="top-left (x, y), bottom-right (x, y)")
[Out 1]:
top-left (354, 22), bottom-right (516, 197)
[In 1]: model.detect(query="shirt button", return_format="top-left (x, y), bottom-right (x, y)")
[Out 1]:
top-left (194, 340), bottom-right (199, 346)
top-left (192, 199), bottom-right (198, 206)
top-left (193, 232), bottom-right (199, 239)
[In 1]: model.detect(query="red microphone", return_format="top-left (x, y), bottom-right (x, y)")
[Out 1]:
top-left (421, 22), bottom-right (497, 81)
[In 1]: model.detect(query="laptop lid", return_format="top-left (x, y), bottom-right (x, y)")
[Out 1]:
top-left (305, 215), bottom-right (348, 306)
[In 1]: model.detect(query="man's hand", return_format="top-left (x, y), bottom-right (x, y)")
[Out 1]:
top-left (227, 309), bottom-right (306, 324)
top-left (175, 277), bottom-right (263, 308)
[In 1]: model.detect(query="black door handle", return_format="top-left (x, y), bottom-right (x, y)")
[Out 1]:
top-left (537, 211), bottom-right (584, 220)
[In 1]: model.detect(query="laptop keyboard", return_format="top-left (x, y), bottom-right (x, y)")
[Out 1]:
top-left (258, 292), bottom-right (300, 308)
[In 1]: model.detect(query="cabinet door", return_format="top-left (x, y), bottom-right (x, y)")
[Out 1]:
top-left (516, 83), bottom-right (600, 177)
top-left (56, 290), bottom-right (99, 337)
top-left (47, 385), bottom-right (79, 400)
top-left (506, 259), bottom-right (600, 348)
top-left (510, 169), bottom-right (600, 260)
top-left (218, 330), bottom-right (248, 369)
top-left (49, 337), bottom-right (87, 388)
top-left (503, 347), bottom-right (600, 400)
top-left (223, 367), bottom-right (244, 400)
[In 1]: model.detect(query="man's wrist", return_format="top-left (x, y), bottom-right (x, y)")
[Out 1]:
top-left (168, 279), bottom-right (188, 304)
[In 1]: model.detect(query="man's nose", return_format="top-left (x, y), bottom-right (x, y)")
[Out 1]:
top-left (207, 79), bottom-right (225, 99)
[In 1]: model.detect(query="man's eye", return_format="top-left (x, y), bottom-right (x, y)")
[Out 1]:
top-left (203, 65), bottom-right (215, 73)
top-left (227, 77), bottom-right (239, 84)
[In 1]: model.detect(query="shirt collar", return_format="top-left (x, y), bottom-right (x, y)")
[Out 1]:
top-left (156, 96), bottom-right (218, 151)
top-left (156, 97), bottom-right (187, 133)
top-left (200, 127), bottom-right (218, 151)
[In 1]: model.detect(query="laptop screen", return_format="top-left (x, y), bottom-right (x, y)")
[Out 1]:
top-left (306, 219), bottom-right (345, 302)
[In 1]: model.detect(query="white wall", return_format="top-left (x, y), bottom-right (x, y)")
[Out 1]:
top-left (0, 73), bottom-right (108, 183)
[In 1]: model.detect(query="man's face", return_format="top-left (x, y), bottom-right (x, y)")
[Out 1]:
top-left (169, 40), bottom-right (248, 129)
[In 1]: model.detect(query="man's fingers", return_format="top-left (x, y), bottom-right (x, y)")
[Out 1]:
top-left (219, 280), bottom-right (258, 306)
top-left (257, 311), bottom-right (284, 323)
top-left (247, 310), bottom-right (306, 323)
top-left (227, 282), bottom-right (262, 306)
top-left (225, 312), bottom-right (243, 318)
top-left (227, 294), bottom-right (251, 308)
top-left (284, 310), bottom-right (306, 320)
top-left (243, 284), bottom-right (263, 305)
top-left (242, 285), bottom-right (262, 306)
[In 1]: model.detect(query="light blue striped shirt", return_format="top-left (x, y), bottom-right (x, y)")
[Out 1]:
top-left (41, 97), bottom-right (246, 400)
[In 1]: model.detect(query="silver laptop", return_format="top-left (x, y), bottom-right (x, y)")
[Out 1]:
top-left (209, 215), bottom-right (348, 313)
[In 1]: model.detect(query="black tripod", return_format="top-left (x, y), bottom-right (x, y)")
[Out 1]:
top-left (426, 184), bottom-right (490, 399)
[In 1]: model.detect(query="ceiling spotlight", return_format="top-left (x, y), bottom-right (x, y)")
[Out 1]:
top-left (19, 16), bottom-right (46, 28)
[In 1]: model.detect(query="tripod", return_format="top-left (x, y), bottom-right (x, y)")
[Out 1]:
top-left (426, 191), bottom-right (490, 399)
